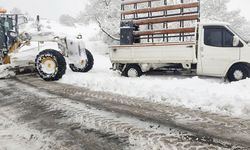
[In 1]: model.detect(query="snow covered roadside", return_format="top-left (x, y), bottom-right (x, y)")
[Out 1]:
top-left (0, 106), bottom-right (54, 150)
top-left (59, 51), bottom-right (250, 119)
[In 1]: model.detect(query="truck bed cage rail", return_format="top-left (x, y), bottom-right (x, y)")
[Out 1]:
top-left (134, 27), bottom-right (195, 36)
top-left (120, 0), bottom-right (200, 44)
top-left (121, 2), bottom-right (199, 16)
top-left (121, 0), bottom-right (161, 5)
top-left (133, 14), bottom-right (199, 25)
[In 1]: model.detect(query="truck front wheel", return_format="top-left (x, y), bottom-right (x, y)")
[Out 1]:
top-left (122, 64), bottom-right (143, 77)
top-left (227, 64), bottom-right (250, 82)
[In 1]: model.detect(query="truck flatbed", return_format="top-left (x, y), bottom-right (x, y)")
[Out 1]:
top-left (111, 42), bottom-right (195, 48)
top-left (110, 42), bottom-right (196, 64)
top-left (110, 0), bottom-right (250, 82)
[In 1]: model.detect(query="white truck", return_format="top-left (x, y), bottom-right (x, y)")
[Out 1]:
top-left (110, 0), bottom-right (250, 82)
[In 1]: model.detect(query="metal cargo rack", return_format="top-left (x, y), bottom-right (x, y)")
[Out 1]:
top-left (120, 0), bottom-right (200, 44)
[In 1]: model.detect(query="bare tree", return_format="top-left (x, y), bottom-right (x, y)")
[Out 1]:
top-left (77, 0), bottom-right (120, 43)
top-left (201, 0), bottom-right (250, 40)
top-left (79, 0), bottom-right (250, 42)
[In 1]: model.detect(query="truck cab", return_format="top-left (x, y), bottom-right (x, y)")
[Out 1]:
top-left (197, 22), bottom-right (250, 81)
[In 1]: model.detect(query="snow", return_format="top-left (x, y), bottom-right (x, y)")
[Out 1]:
top-left (60, 49), bottom-right (250, 119)
top-left (0, 106), bottom-right (54, 150)
top-left (10, 19), bottom-right (250, 119)
top-left (0, 64), bottom-right (15, 78)
top-left (21, 19), bottom-right (100, 41)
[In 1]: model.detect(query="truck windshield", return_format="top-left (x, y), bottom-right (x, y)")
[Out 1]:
top-left (227, 25), bottom-right (249, 44)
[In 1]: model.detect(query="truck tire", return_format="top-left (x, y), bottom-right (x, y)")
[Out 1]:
top-left (69, 49), bottom-right (94, 73)
top-left (122, 64), bottom-right (143, 77)
top-left (227, 64), bottom-right (250, 82)
top-left (35, 49), bottom-right (66, 81)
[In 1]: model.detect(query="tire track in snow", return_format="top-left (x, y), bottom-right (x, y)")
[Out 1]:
top-left (0, 81), bottom-right (59, 150)
top-left (13, 74), bottom-right (248, 149)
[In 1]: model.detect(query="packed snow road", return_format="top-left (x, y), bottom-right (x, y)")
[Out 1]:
top-left (0, 75), bottom-right (249, 149)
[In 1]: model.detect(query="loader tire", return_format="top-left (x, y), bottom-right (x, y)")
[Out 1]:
top-left (122, 64), bottom-right (143, 77)
top-left (35, 49), bottom-right (66, 81)
top-left (227, 64), bottom-right (250, 82)
top-left (69, 49), bottom-right (94, 73)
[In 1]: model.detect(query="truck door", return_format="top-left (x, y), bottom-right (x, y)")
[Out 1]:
top-left (200, 26), bottom-right (241, 76)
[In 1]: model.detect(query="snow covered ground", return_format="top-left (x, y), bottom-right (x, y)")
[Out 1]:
top-left (12, 19), bottom-right (250, 119)
top-left (0, 104), bottom-right (54, 150)
top-left (59, 51), bottom-right (250, 119)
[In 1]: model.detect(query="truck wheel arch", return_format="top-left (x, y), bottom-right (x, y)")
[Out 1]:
top-left (121, 64), bottom-right (143, 77)
top-left (225, 62), bottom-right (250, 80)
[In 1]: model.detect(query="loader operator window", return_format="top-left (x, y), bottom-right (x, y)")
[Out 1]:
top-left (204, 26), bottom-right (237, 47)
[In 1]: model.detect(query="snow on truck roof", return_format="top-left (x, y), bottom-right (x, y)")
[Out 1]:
top-left (199, 20), bottom-right (230, 26)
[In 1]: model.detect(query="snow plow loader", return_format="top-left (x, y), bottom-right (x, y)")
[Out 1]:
top-left (0, 11), bottom-right (94, 81)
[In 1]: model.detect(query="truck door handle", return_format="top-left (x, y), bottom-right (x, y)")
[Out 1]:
top-left (186, 45), bottom-right (193, 48)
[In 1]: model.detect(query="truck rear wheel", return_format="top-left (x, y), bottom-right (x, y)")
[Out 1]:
top-left (69, 49), bottom-right (94, 73)
top-left (35, 49), bottom-right (66, 81)
top-left (227, 64), bottom-right (250, 82)
top-left (122, 64), bottom-right (143, 77)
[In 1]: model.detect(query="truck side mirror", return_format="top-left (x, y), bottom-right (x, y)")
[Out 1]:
top-left (233, 36), bottom-right (240, 47)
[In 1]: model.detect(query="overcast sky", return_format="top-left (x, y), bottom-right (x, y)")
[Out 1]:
top-left (0, 0), bottom-right (250, 21)
top-left (0, 0), bottom-right (88, 20)
top-left (228, 0), bottom-right (250, 21)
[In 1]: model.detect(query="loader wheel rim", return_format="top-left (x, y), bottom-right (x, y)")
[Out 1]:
top-left (127, 68), bottom-right (138, 77)
top-left (233, 70), bottom-right (244, 80)
top-left (41, 58), bottom-right (57, 74)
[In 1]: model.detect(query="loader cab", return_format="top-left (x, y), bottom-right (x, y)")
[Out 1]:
top-left (0, 15), bottom-right (16, 49)
top-left (0, 16), bottom-right (10, 50)
top-left (0, 14), bottom-right (27, 51)
top-left (0, 25), bottom-right (7, 50)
